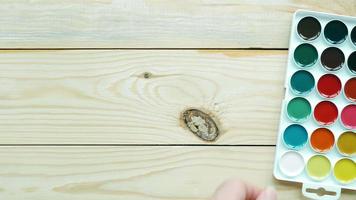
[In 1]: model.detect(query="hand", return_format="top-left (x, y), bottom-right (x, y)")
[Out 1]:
top-left (212, 179), bottom-right (277, 200)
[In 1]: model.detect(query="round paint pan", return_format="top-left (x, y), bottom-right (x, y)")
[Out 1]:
top-left (279, 151), bottom-right (305, 177)
top-left (297, 16), bottom-right (321, 41)
top-left (294, 43), bottom-right (318, 68)
top-left (324, 20), bottom-right (348, 44)
top-left (333, 158), bottom-right (356, 184)
top-left (306, 155), bottom-right (331, 181)
top-left (313, 101), bottom-right (338, 126)
top-left (351, 26), bottom-right (356, 46)
top-left (287, 97), bottom-right (312, 122)
top-left (290, 70), bottom-right (315, 95)
top-left (337, 131), bottom-right (356, 157)
top-left (344, 77), bottom-right (356, 102)
top-left (347, 51), bottom-right (356, 74)
top-left (317, 74), bottom-right (341, 98)
top-left (283, 124), bottom-right (308, 150)
top-left (340, 104), bottom-right (356, 129)
top-left (321, 47), bottom-right (345, 71)
top-left (310, 128), bottom-right (335, 153)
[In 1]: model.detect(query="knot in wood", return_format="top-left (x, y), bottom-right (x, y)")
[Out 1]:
top-left (182, 109), bottom-right (219, 141)
top-left (143, 72), bottom-right (152, 79)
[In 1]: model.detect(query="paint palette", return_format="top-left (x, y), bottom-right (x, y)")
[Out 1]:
top-left (273, 10), bottom-right (356, 200)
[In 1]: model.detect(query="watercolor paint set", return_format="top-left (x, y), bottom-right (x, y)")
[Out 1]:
top-left (273, 10), bottom-right (356, 200)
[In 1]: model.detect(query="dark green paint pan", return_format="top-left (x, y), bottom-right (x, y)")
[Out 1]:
top-left (293, 43), bottom-right (318, 68)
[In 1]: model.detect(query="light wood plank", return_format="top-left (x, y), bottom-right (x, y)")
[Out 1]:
top-left (0, 146), bottom-right (354, 200)
top-left (0, 50), bottom-right (286, 144)
top-left (0, 0), bottom-right (354, 48)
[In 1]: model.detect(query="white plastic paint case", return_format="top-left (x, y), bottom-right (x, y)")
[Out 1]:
top-left (273, 10), bottom-right (356, 200)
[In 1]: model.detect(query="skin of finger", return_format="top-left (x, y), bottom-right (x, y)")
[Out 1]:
top-left (212, 179), bottom-right (264, 200)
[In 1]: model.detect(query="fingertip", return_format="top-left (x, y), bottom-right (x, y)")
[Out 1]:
top-left (256, 187), bottom-right (277, 200)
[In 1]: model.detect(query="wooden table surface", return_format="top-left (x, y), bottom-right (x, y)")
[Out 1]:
top-left (0, 0), bottom-right (355, 199)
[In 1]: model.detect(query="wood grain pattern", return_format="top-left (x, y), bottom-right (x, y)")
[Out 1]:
top-left (0, 146), bottom-right (354, 200)
top-left (2, 1), bottom-right (355, 199)
top-left (0, 0), bottom-right (354, 48)
top-left (0, 50), bottom-right (287, 144)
